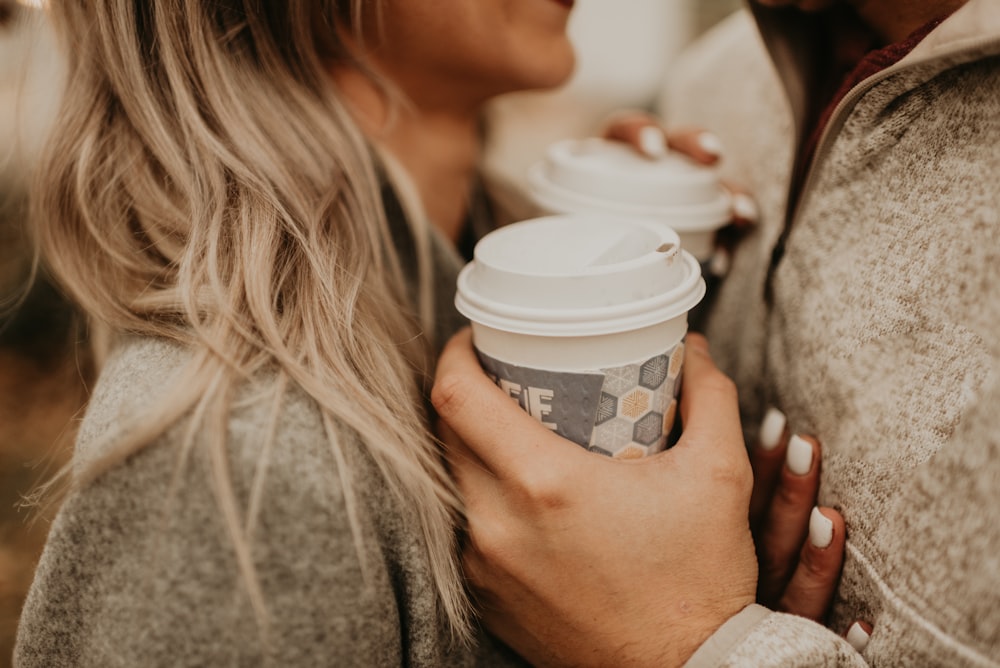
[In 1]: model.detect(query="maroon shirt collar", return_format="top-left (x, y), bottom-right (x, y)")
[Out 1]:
top-left (792, 12), bottom-right (955, 206)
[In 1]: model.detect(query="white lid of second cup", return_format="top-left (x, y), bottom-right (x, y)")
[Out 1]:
top-left (527, 138), bottom-right (731, 232)
top-left (456, 214), bottom-right (705, 337)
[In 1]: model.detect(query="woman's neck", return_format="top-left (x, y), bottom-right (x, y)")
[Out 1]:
top-left (332, 67), bottom-right (481, 243)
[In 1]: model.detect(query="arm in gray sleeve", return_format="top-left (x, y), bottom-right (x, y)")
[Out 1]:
top-left (684, 605), bottom-right (866, 668)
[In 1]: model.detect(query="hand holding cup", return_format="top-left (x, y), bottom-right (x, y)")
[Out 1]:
top-left (433, 331), bottom-right (757, 668)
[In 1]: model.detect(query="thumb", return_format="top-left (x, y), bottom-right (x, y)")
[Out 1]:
top-left (675, 334), bottom-right (745, 458)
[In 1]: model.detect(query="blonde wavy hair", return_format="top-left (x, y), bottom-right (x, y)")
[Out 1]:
top-left (36, 0), bottom-right (468, 641)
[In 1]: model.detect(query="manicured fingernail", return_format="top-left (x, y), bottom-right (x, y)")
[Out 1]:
top-left (809, 507), bottom-right (833, 548)
top-left (846, 621), bottom-right (871, 653)
top-left (708, 248), bottom-right (731, 277)
top-left (786, 435), bottom-right (813, 475)
top-left (697, 132), bottom-right (724, 157)
top-left (638, 126), bottom-right (667, 158)
top-left (732, 193), bottom-right (759, 222)
top-left (758, 407), bottom-right (786, 451)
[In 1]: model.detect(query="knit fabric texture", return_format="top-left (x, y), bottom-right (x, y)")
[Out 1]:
top-left (668, 3), bottom-right (1000, 666)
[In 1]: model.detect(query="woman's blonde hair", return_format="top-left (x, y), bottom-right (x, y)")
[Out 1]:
top-left (36, 0), bottom-right (469, 641)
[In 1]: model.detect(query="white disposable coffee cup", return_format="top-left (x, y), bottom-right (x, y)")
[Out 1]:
top-left (528, 137), bottom-right (731, 261)
top-left (456, 214), bottom-right (705, 458)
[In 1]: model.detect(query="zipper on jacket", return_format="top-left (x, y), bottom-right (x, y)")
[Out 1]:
top-left (763, 35), bottom-right (1000, 304)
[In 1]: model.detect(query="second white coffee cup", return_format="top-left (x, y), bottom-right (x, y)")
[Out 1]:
top-left (456, 214), bottom-right (705, 458)
top-left (528, 137), bottom-right (731, 261)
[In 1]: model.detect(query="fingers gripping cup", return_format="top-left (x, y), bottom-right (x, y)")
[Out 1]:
top-left (456, 215), bottom-right (705, 458)
top-left (528, 138), bottom-right (731, 261)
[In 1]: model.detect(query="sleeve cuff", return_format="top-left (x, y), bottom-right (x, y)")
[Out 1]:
top-left (683, 604), bottom-right (771, 668)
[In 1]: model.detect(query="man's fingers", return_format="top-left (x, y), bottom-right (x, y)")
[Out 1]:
top-left (777, 507), bottom-right (846, 622)
top-left (749, 407), bottom-right (790, 528)
top-left (757, 435), bottom-right (822, 606)
top-left (432, 328), bottom-right (581, 479)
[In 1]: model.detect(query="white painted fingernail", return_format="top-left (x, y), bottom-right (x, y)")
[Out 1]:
top-left (846, 622), bottom-right (871, 653)
top-left (732, 193), bottom-right (759, 222)
top-left (786, 435), bottom-right (813, 476)
top-left (638, 126), bottom-right (667, 158)
top-left (809, 507), bottom-right (833, 549)
top-left (708, 248), bottom-right (731, 277)
top-left (757, 407), bottom-right (786, 451)
top-left (697, 132), bottom-right (724, 157)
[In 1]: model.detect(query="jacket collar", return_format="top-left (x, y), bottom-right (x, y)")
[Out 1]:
top-left (748, 0), bottom-right (1000, 138)
top-left (905, 0), bottom-right (1000, 63)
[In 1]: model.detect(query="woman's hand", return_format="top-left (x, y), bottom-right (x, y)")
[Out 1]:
top-left (433, 330), bottom-right (757, 667)
top-left (602, 111), bottom-right (758, 276)
top-left (751, 409), bottom-right (846, 621)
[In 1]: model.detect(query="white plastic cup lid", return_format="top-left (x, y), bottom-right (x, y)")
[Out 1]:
top-left (528, 138), bottom-right (731, 233)
top-left (456, 214), bottom-right (705, 337)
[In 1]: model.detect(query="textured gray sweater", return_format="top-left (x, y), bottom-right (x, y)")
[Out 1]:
top-left (13, 204), bottom-right (519, 666)
top-left (671, 2), bottom-right (1000, 666)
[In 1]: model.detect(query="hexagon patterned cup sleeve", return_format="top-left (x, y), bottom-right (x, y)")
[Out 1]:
top-left (476, 340), bottom-right (685, 458)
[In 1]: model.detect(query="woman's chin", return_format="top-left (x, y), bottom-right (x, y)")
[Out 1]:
top-left (511, 47), bottom-right (577, 93)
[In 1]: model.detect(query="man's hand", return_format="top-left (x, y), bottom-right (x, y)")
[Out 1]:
top-left (433, 330), bottom-right (757, 667)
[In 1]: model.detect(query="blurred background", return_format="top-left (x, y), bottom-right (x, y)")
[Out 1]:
top-left (0, 0), bottom-right (739, 664)
top-left (1, 2), bottom-right (88, 666)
